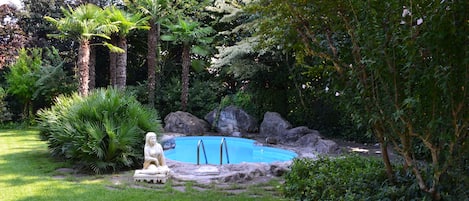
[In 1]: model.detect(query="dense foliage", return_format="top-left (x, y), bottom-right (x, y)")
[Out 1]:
top-left (284, 156), bottom-right (468, 201)
top-left (37, 88), bottom-right (161, 173)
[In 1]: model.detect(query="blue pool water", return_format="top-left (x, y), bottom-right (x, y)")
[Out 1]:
top-left (164, 136), bottom-right (297, 165)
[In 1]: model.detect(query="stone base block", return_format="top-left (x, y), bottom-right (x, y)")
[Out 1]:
top-left (133, 173), bottom-right (169, 184)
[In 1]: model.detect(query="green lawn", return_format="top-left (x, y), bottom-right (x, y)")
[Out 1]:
top-left (0, 129), bottom-right (286, 201)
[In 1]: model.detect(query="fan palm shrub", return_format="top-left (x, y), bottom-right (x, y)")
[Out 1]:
top-left (37, 88), bottom-right (161, 174)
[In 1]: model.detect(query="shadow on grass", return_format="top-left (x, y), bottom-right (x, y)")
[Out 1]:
top-left (0, 150), bottom-right (65, 187)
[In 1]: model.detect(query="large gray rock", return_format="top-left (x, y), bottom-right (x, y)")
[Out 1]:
top-left (312, 139), bottom-right (340, 154)
top-left (260, 112), bottom-right (339, 154)
top-left (164, 111), bottom-right (210, 135)
top-left (205, 106), bottom-right (258, 136)
top-left (295, 134), bottom-right (339, 154)
top-left (259, 112), bottom-right (292, 137)
top-left (296, 133), bottom-right (321, 147)
top-left (285, 126), bottom-right (315, 143)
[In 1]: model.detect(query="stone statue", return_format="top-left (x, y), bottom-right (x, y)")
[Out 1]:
top-left (134, 132), bottom-right (170, 183)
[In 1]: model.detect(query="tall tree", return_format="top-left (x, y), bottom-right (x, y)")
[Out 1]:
top-left (0, 4), bottom-right (28, 69)
top-left (45, 4), bottom-right (117, 96)
top-left (106, 6), bottom-right (148, 89)
top-left (161, 18), bottom-right (214, 111)
top-left (125, 0), bottom-right (170, 106)
top-left (249, 0), bottom-right (469, 199)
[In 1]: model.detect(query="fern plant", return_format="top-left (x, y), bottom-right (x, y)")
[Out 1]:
top-left (37, 88), bottom-right (161, 173)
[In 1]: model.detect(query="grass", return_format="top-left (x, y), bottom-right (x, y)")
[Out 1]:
top-left (0, 129), bottom-right (287, 201)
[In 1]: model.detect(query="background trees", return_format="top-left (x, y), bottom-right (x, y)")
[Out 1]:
top-left (161, 18), bottom-right (214, 111)
top-left (125, 0), bottom-right (170, 107)
top-left (0, 4), bottom-right (28, 69)
top-left (45, 4), bottom-right (117, 96)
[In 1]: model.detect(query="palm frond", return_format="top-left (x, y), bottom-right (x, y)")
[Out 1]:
top-left (102, 42), bottom-right (125, 53)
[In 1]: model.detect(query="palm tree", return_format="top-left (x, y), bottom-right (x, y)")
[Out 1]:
top-left (161, 18), bottom-right (214, 111)
top-left (106, 6), bottom-right (149, 89)
top-left (45, 4), bottom-right (117, 96)
top-left (126, 0), bottom-right (170, 106)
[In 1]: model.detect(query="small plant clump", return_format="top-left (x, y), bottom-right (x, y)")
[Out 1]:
top-left (37, 88), bottom-right (162, 174)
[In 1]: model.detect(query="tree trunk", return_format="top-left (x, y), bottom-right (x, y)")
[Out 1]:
top-left (377, 131), bottom-right (394, 183)
top-left (156, 23), bottom-right (161, 92)
top-left (116, 36), bottom-right (127, 90)
top-left (109, 36), bottom-right (117, 87)
top-left (78, 40), bottom-right (90, 96)
top-left (181, 44), bottom-right (190, 111)
top-left (147, 20), bottom-right (157, 106)
top-left (89, 45), bottom-right (96, 90)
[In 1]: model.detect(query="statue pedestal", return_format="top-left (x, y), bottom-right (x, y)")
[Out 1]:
top-left (133, 172), bottom-right (169, 184)
top-left (133, 166), bottom-right (170, 184)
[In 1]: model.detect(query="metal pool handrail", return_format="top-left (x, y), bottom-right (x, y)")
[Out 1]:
top-left (197, 139), bottom-right (208, 165)
top-left (220, 137), bottom-right (230, 165)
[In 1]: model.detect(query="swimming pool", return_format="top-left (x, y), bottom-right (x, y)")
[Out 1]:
top-left (164, 136), bottom-right (297, 165)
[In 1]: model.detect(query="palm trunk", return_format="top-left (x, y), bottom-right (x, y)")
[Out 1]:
top-left (156, 23), bottom-right (161, 92)
top-left (78, 40), bottom-right (90, 96)
top-left (181, 44), bottom-right (190, 111)
top-left (89, 45), bottom-right (96, 90)
top-left (147, 20), bottom-right (157, 106)
top-left (116, 36), bottom-right (127, 90)
top-left (109, 36), bottom-right (117, 87)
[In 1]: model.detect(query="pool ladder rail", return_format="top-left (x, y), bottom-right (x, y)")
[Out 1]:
top-left (196, 137), bottom-right (230, 165)
top-left (220, 137), bottom-right (230, 165)
top-left (197, 139), bottom-right (208, 165)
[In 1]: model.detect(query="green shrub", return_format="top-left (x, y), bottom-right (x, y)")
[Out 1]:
top-left (156, 76), bottom-right (221, 118)
top-left (284, 155), bottom-right (431, 201)
top-left (37, 88), bottom-right (161, 174)
top-left (5, 48), bottom-right (42, 119)
top-left (4, 47), bottom-right (75, 122)
top-left (220, 90), bottom-right (256, 116)
top-left (0, 87), bottom-right (12, 123)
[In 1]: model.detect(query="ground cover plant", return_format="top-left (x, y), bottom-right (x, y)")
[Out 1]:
top-left (284, 155), bottom-right (469, 201)
top-left (0, 129), bottom-right (285, 201)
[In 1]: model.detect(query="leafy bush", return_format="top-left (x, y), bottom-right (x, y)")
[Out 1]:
top-left (284, 155), bottom-right (431, 201)
top-left (5, 48), bottom-right (41, 119)
top-left (37, 88), bottom-right (161, 174)
top-left (0, 87), bottom-right (12, 123)
top-left (5, 47), bottom-right (74, 121)
top-left (220, 90), bottom-right (257, 116)
top-left (156, 76), bottom-right (222, 118)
